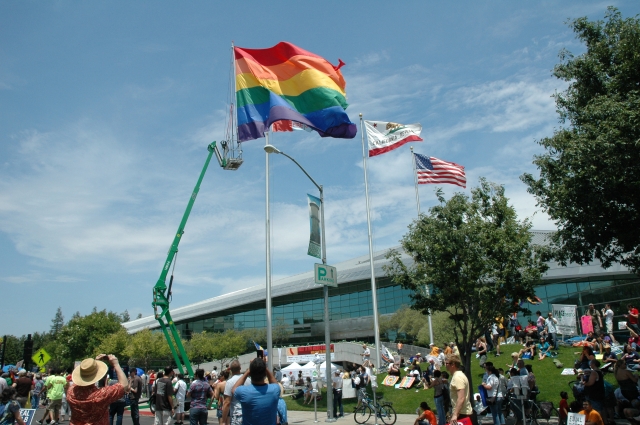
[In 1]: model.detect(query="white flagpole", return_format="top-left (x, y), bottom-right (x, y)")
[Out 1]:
top-left (359, 114), bottom-right (382, 371)
top-left (411, 146), bottom-right (421, 216)
top-left (265, 131), bottom-right (273, 372)
top-left (410, 147), bottom-right (434, 345)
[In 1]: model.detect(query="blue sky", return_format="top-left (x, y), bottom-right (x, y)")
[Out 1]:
top-left (2, 1), bottom-right (637, 336)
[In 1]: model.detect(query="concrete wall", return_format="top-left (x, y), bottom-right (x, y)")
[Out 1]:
top-left (193, 341), bottom-right (383, 374)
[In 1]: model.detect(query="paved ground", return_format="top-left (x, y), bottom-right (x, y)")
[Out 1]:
top-left (42, 405), bottom-right (638, 425)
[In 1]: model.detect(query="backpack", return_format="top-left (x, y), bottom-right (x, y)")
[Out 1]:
top-left (0, 401), bottom-right (16, 425)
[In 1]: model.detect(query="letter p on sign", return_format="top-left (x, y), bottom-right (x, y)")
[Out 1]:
top-left (314, 263), bottom-right (337, 287)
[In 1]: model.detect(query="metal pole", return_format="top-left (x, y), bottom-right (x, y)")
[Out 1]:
top-left (265, 133), bottom-right (273, 372)
top-left (411, 147), bottom-right (433, 345)
top-left (263, 144), bottom-right (333, 421)
top-left (320, 186), bottom-right (335, 422)
top-left (359, 114), bottom-right (382, 369)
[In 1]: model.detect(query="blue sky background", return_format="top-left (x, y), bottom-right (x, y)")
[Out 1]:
top-left (2, 1), bottom-right (637, 336)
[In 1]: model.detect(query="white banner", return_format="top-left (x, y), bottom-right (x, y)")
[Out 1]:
top-left (364, 120), bottom-right (422, 157)
top-left (286, 353), bottom-right (335, 363)
top-left (553, 304), bottom-right (577, 335)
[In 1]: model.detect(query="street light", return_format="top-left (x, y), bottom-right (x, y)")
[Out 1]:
top-left (264, 144), bottom-right (335, 422)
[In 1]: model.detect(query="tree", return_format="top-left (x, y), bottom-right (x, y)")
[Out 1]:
top-left (124, 328), bottom-right (171, 370)
top-left (188, 332), bottom-right (215, 366)
top-left (121, 310), bottom-right (131, 323)
top-left (94, 328), bottom-right (130, 362)
top-left (210, 330), bottom-right (247, 370)
top-left (380, 307), bottom-right (457, 348)
top-left (385, 179), bottom-right (549, 388)
top-left (51, 307), bottom-right (64, 336)
top-left (136, 313), bottom-right (143, 319)
top-left (522, 8), bottom-right (640, 273)
top-left (55, 309), bottom-right (125, 364)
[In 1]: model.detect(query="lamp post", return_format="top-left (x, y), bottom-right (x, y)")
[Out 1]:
top-left (264, 144), bottom-right (335, 422)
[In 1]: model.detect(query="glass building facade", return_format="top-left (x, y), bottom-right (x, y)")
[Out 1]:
top-left (171, 274), bottom-right (640, 344)
top-left (175, 277), bottom-right (413, 342)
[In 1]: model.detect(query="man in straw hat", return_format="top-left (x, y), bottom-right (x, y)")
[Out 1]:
top-left (66, 354), bottom-right (129, 425)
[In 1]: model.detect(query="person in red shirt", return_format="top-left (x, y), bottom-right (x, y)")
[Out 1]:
top-left (558, 391), bottom-right (569, 425)
top-left (415, 401), bottom-right (437, 425)
top-left (625, 304), bottom-right (640, 335)
top-left (147, 370), bottom-right (156, 399)
top-left (66, 354), bottom-right (129, 425)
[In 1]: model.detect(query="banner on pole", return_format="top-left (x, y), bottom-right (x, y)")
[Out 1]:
top-left (552, 304), bottom-right (577, 335)
top-left (307, 194), bottom-right (322, 259)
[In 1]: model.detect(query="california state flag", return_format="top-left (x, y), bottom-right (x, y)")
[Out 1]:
top-left (364, 120), bottom-right (423, 157)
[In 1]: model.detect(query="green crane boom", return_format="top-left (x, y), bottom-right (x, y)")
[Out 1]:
top-left (152, 141), bottom-right (242, 378)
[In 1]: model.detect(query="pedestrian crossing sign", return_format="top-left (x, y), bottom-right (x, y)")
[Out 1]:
top-left (32, 348), bottom-right (51, 367)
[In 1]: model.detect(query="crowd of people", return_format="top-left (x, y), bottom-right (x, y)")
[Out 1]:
top-left (2, 301), bottom-right (639, 425)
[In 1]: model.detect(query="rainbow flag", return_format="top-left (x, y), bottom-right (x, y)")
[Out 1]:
top-left (234, 42), bottom-right (357, 142)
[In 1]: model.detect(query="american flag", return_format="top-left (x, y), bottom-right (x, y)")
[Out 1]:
top-left (414, 153), bottom-right (466, 188)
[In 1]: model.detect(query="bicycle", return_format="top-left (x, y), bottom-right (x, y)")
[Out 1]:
top-left (353, 388), bottom-right (397, 425)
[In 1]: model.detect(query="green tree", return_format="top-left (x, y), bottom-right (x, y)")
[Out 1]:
top-left (51, 307), bottom-right (64, 336)
top-left (210, 330), bottom-right (247, 370)
top-left (121, 310), bottom-right (131, 323)
top-left (188, 332), bottom-right (215, 366)
top-left (385, 179), bottom-right (549, 388)
top-left (124, 328), bottom-right (171, 370)
top-left (522, 7), bottom-right (640, 273)
top-left (94, 328), bottom-right (130, 362)
top-left (379, 307), bottom-right (456, 348)
top-left (55, 309), bottom-right (125, 364)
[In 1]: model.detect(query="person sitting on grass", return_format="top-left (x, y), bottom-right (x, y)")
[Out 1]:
top-left (524, 321), bottom-right (538, 341)
top-left (575, 346), bottom-right (596, 370)
top-left (517, 340), bottom-right (536, 360)
top-left (506, 352), bottom-right (519, 370)
top-left (415, 401), bottom-right (437, 425)
top-left (538, 336), bottom-right (551, 360)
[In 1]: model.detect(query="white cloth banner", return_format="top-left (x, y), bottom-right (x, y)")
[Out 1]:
top-left (553, 304), bottom-right (577, 335)
top-left (364, 120), bottom-right (422, 157)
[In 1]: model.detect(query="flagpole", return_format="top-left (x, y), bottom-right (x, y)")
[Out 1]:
top-left (410, 146), bottom-right (421, 216)
top-left (265, 131), bottom-right (273, 372)
top-left (410, 147), bottom-right (434, 345)
top-left (359, 114), bottom-right (382, 372)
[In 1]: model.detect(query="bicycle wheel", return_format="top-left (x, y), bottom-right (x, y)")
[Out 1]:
top-left (354, 405), bottom-right (372, 424)
top-left (377, 404), bottom-right (397, 425)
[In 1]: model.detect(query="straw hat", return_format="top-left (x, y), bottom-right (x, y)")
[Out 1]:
top-left (72, 358), bottom-right (108, 386)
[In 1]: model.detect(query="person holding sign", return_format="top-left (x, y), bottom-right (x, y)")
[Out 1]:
top-left (579, 400), bottom-right (604, 425)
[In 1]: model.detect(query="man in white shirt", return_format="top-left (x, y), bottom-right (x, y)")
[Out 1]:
top-left (173, 374), bottom-right (187, 425)
top-left (603, 304), bottom-right (618, 344)
top-left (332, 370), bottom-right (344, 418)
top-left (223, 361), bottom-right (244, 425)
top-left (362, 345), bottom-right (370, 363)
top-left (545, 312), bottom-right (559, 350)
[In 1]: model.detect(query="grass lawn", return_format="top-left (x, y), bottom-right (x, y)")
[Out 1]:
top-left (286, 343), bottom-right (619, 415)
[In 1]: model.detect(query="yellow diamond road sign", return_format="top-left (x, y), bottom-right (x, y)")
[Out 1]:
top-left (32, 348), bottom-right (51, 367)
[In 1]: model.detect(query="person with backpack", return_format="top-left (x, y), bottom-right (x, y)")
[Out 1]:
top-left (0, 388), bottom-right (26, 425)
top-left (32, 374), bottom-right (44, 410)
